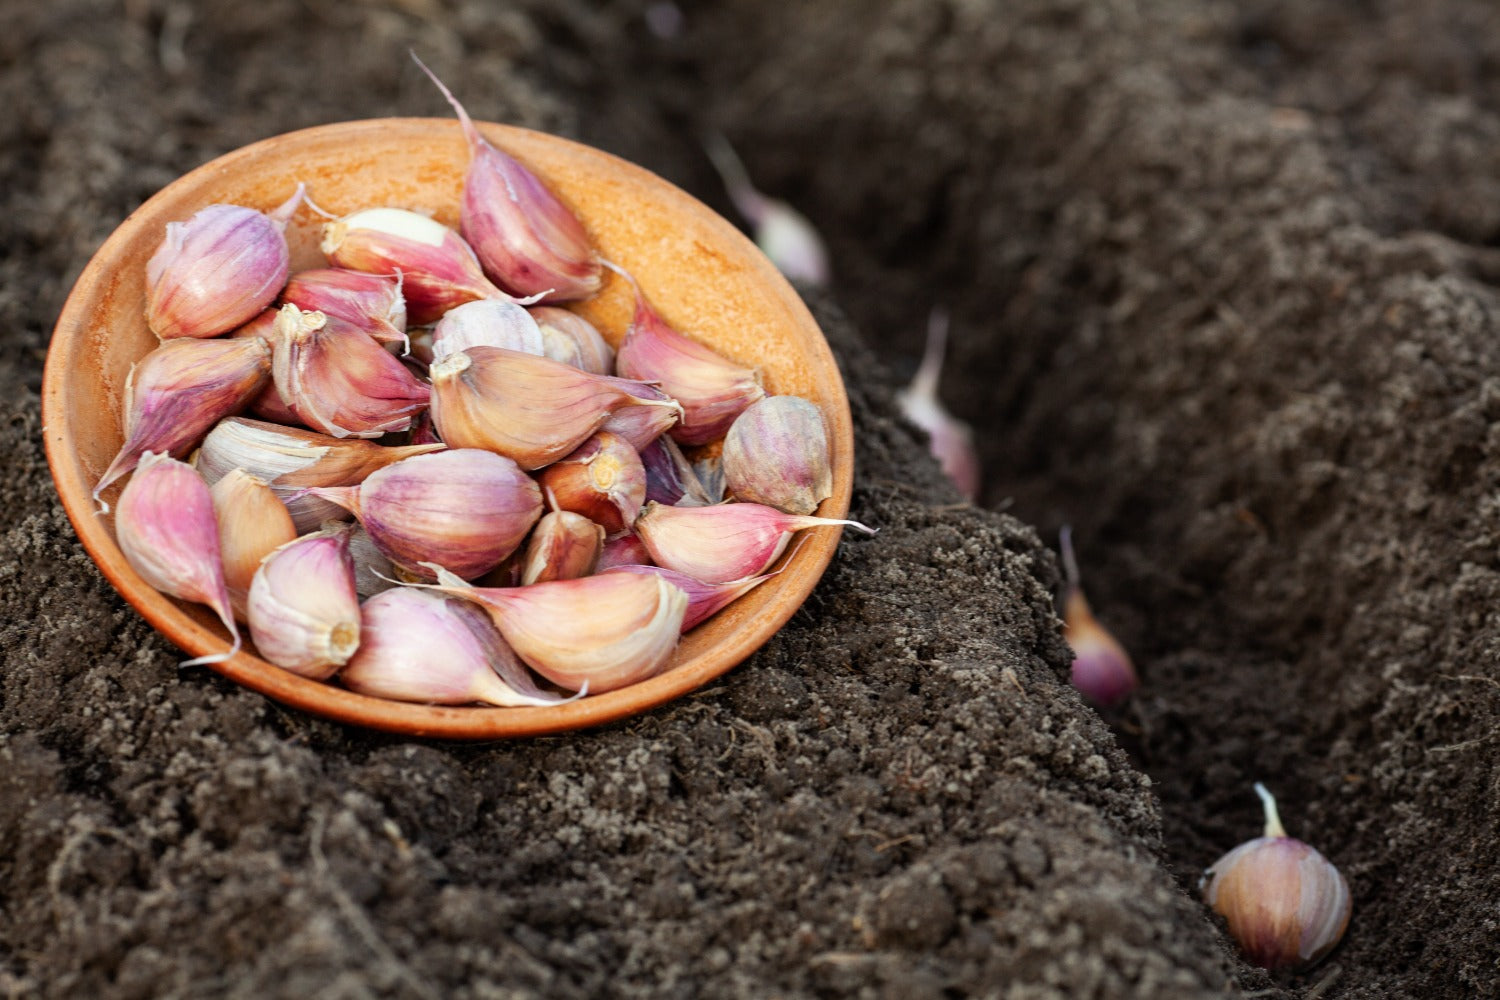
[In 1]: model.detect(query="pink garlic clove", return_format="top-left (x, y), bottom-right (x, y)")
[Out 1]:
top-left (1059, 526), bottom-right (1138, 707)
top-left (536, 431), bottom-right (647, 536)
top-left (269, 303), bottom-right (431, 439)
top-left (722, 395), bottom-right (832, 515)
top-left (415, 56), bottom-right (602, 303)
top-left (597, 380), bottom-right (684, 451)
top-left (529, 306), bottom-right (615, 374)
top-left (640, 435), bottom-right (715, 507)
top-left (602, 564), bottom-right (775, 632)
top-left (703, 131), bottom-right (830, 287)
top-left (520, 510), bottom-right (605, 585)
top-left (896, 308), bottom-right (981, 501)
top-left (308, 448), bottom-right (542, 582)
top-left (281, 268), bottom-right (409, 352)
top-left (342, 589), bottom-right (575, 706)
top-left (231, 309), bottom-right (305, 425)
top-left (634, 500), bottom-right (874, 584)
top-left (145, 185), bottom-right (305, 339)
top-left (94, 335), bottom-right (272, 507)
top-left (209, 468), bottom-right (298, 622)
top-left (247, 523), bottom-right (362, 679)
top-left (114, 452), bottom-right (241, 665)
top-left (430, 299), bottom-right (547, 362)
top-left (596, 531), bottom-right (654, 571)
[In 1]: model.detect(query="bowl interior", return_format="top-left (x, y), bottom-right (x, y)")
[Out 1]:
top-left (43, 118), bottom-right (853, 739)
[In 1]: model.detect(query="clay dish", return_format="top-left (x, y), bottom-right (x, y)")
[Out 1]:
top-left (43, 119), bottom-right (854, 739)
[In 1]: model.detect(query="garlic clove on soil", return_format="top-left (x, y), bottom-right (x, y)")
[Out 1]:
top-left (1059, 525), bottom-right (1138, 707)
top-left (702, 130), bottom-right (830, 287)
top-left (896, 307), bottom-right (980, 501)
top-left (247, 522), bottom-right (362, 679)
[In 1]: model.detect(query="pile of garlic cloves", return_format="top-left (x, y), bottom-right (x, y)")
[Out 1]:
top-left (97, 64), bottom-right (872, 708)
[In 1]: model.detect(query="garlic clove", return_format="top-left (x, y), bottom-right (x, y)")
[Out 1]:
top-left (529, 306), bottom-right (615, 374)
top-left (693, 454), bottom-right (727, 505)
top-left (429, 299), bottom-right (546, 362)
top-left (596, 531), bottom-right (654, 571)
top-left (1201, 783), bottom-right (1352, 970)
top-left (612, 271), bottom-right (765, 445)
top-left (703, 131), bottom-right (830, 287)
top-left (145, 185), bottom-right (305, 339)
top-left (340, 588), bottom-right (574, 706)
top-left (602, 564), bottom-right (774, 632)
top-left (640, 435), bottom-right (715, 507)
top-left (269, 303), bottom-right (431, 439)
top-left (415, 56), bottom-right (602, 303)
top-left (428, 345), bottom-right (679, 470)
top-left (209, 468), bottom-right (298, 621)
top-left (520, 509), bottom-right (605, 585)
top-left (634, 500), bottom-right (875, 584)
top-left (231, 309), bottom-right (305, 425)
top-left (321, 207), bottom-right (517, 325)
top-left (308, 448), bottom-right (542, 581)
top-left (1058, 526), bottom-right (1138, 707)
top-left (114, 452), bottom-right (241, 665)
top-left (722, 395), bottom-right (832, 515)
top-left (247, 523), bottom-right (362, 679)
top-left (597, 380), bottom-right (684, 451)
top-left (417, 566), bottom-right (687, 694)
top-left (536, 431), bottom-right (647, 536)
top-left (94, 336), bottom-right (273, 507)
top-left (896, 308), bottom-right (981, 501)
top-left (195, 416), bottom-right (444, 532)
top-left (282, 267), bottom-right (409, 352)
top-left (347, 524), bottom-right (398, 600)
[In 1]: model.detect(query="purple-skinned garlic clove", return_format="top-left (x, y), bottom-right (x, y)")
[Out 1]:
top-left (602, 563), bottom-right (775, 632)
top-left (634, 500), bottom-right (874, 584)
top-left (308, 448), bottom-right (542, 582)
top-left (114, 452), bottom-right (241, 665)
top-left (1059, 525), bottom-right (1138, 707)
top-left (429, 299), bottom-right (546, 362)
top-left (247, 523), bottom-right (362, 679)
top-left (145, 185), bottom-right (305, 339)
top-left (722, 395), bottom-right (832, 515)
top-left (896, 308), bottom-right (981, 501)
top-left (597, 380), bottom-right (683, 451)
top-left (640, 435), bottom-right (715, 507)
top-left (536, 431), bottom-right (646, 536)
top-left (520, 509), bottom-right (605, 585)
top-left (341, 588), bottom-right (575, 706)
top-left (281, 268), bottom-right (409, 352)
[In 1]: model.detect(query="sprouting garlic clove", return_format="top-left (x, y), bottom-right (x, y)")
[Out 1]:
top-left (640, 435), bottom-right (715, 507)
top-left (896, 308), bottom-right (981, 501)
top-left (269, 303), bottom-right (431, 439)
top-left (340, 588), bottom-right (574, 706)
top-left (247, 523), bottom-right (361, 679)
top-left (529, 306), bottom-right (615, 374)
top-left (597, 380), bottom-right (684, 451)
top-left (1059, 526), bottom-right (1138, 707)
top-left (703, 130), bottom-right (830, 287)
top-left (415, 56), bottom-right (602, 303)
top-left (428, 345), bottom-right (680, 470)
top-left (596, 531), bottom-right (654, 571)
top-left (307, 448), bottom-right (542, 582)
top-left (195, 416), bottom-right (444, 532)
top-left (1201, 784), bottom-right (1352, 971)
top-left (321, 207), bottom-right (520, 325)
top-left (429, 299), bottom-right (546, 362)
top-left (520, 509), bottom-right (605, 585)
top-left (114, 452), bottom-right (241, 665)
top-left (94, 335), bottom-right (273, 507)
top-left (209, 468), bottom-right (298, 621)
top-left (722, 395), bottom-right (832, 515)
top-left (282, 268), bottom-right (409, 352)
top-left (145, 185), bottom-right (305, 339)
top-left (611, 269), bottom-right (765, 445)
top-left (602, 564), bottom-right (775, 632)
top-left (634, 500), bottom-right (875, 584)
top-left (536, 431), bottom-right (646, 536)
top-left (416, 565), bottom-right (687, 694)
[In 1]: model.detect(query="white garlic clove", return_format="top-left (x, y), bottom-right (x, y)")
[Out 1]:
top-left (722, 395), bottom-right (832, 515)
top-left (634, 500), bottom-right (874, 584)
top-left (529, 306), bottom-right (615, 374)
top-left (247, 523), bottom-right (362, 679)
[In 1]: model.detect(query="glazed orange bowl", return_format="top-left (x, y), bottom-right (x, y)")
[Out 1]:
top-left (43, 118), bottom-right (854, 738)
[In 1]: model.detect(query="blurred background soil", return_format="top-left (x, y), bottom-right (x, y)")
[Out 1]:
top-left (3, 0), bottom-right (1500, 996)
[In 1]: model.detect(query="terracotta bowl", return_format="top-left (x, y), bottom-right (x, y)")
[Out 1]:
top-left (43, 118), bottom-right (853, 739)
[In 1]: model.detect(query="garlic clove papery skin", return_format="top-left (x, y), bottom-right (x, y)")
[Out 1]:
top-left (722, 395), bottom-right (832, 515)
top-left (430, 299), bottom-right (546, 362)
top-left (529, 306), bottom-right (615, 374)
top-left (896, 309), bottom-right (981, 501)
top-left (614, 292), bottom-right (765, 446)
top-left (428, 346), bottom-right (679, 470)
top-left (347, 524), bottom-right (398, 600)
top-left (94, 335), bottom-right (273, 506)
top-left (641, 435), bottom-right (716, 507)
top-left (145, 186), bottom-right (304, 339)
top-left (596, 531), bottom-right (654, 571)
top-left (308, 448), bottom-right (543, 582)
top-left (269, 304), bottom-right (431, 439)
top-left (282, 268), bottom-right (408, 351)
top-left (602, 564), bottom-right (774, 632)
top-left (114, 452), bottom-right (241, 665)
top-left (340, 589), bottom-right (571, 707)
top-left (247, 523), bottom-right (362, 679)
top-left (196, 416), bottom-right (445, 533)
top-left (419, 566), bottom-right (687, 694)
top-left (520, 510), bottom-right (605, 585)
top-left (416, 57), bottom-right (602, 303)
top-left (1201, 784), bottom-right (1352, 970)
top-left (536, 431), bottom-right (647, 536)
top-left (634, 501), bottom-right (876, 584)
top-left (209, 468), bottom-right (298, 621)
top-left (1064, 587), bottom-right (1139, 707)
top-left (321, 207), bottom-right (515, 325)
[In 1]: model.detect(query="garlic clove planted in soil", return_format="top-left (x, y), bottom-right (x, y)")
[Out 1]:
top-left (1201, 783), bottom-right (1352, 970)
top-left (722, 394), bottom-right (832, 515)
top-left (635, 500), bottom-right (875, 584)
top-left (146, 185), bottom-right (305, 339)
top-left (703, 130), bottom-right (830, 287)
top-left (248, 523), bottom-right (362, 679)
top-left (1059, 526), bottom-right (1138, 707)
top-left (209, 468), bottom-right (298, 621)
top-left (114, 452), bottom-right (241, 665)
top-left (340, 588), bottom-right (573, 706)
top-left (896, 308), bottom-right (980, 501)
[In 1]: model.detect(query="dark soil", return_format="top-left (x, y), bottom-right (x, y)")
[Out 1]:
top-left (2, 0), bottom-right (1496, 997)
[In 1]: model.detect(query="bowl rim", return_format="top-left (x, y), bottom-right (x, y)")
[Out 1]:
top-left (42, 117), bottom-right (854, 739)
